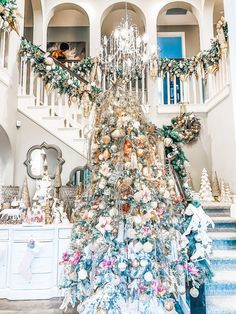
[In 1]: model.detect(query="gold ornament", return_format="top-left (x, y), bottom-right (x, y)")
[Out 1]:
top-left (101, 135), bottom-right (111, 145)
top-left (136, 148), bottom-right (144, 157)
top-left (132, 260), bottom-right (140, 268)
top-left (103, 149), bottom-right (111, 161)
top-left (123, 140), bottom-right (132, 156)
top-left (164, 300), bottom-right (174, 312)
top-left (190, 287), bottom-right (199, 298)
top-left (164, 138), bottom-right (173, 147)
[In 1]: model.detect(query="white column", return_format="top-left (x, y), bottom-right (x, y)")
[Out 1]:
top-left (224, 0), bottom-right (236, 140)
top-left (199, 5), bottom-right (214, 50)
top-left (89, 18), bottom-right (101, 57)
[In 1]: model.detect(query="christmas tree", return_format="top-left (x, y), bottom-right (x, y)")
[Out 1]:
top-left (20, 176), bottom-right (31, 208)
top-left (199, 168), bottom-right (214, 202)
top-left (212, 171), bottom-right (220, 202)
top-left (221, 181), bottom-right (232, 203)
top-left (60, 87), bottom-right (212, 313)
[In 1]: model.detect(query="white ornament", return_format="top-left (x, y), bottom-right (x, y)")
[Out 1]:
top-left (118, 262), bottom-right (127, 271)
top-left (134, 242), bottom-right (143, 252)
top-left (127, 228), bottom-right (136, 239)
top-left (140, 259), bottom-right (148, 267)
top-left (143, 242), bottom-right (153, 253)
top-left (134, 215), bottom-right (142, 224)
top-left (144, 272), bottom-right (153, 282)
top-left (78, 269), bottom-right (87, 280)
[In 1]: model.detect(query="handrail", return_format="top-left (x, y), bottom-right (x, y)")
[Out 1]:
top-left (21, 37), bottom-right (89, 85)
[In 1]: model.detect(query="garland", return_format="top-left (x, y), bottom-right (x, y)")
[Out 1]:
top-left (19, 38), bottom-right (102, 103)
top-left (0, 0), bottom-right (18, 32)
top-left (150, 17), bottom-right (228, 80)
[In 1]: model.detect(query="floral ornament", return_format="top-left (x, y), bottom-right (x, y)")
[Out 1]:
top-left (0, 0), bottom-right (18, 33)
top-left (96, 216), bottom-right (113, 234)
top-left (100, 257), bottom-right (116, 270)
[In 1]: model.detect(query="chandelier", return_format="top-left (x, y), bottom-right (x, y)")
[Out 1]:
top-left (100, 2), bottom-right (149, 81)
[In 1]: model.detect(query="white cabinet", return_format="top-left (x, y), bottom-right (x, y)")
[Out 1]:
top-left (0, 224), bottom-right (72, 300)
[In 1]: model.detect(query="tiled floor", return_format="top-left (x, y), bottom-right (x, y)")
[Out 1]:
top-left (0, 299), bottom-right (76, 314)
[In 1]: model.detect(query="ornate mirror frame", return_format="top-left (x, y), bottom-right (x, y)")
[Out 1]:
top-left (24, 142), bottom-right (65, 180)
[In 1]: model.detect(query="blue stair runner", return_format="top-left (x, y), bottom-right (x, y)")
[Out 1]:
top-left (204, 205), bottom-right (236, 314)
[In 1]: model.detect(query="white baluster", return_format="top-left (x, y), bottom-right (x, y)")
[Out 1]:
top-left (192, 76), bottom-right (197, 104)
top-left (36, 77), bottom-right (41, 106)
top-left (29, 65), bottom-right (34, 95)
top-left (142, 69), bottom-right (145, 105)
top-left (183, 80), bottom-right (188, 103)
top-left (161, 77), bottom-right (164, 105)
top-left (198, 78), bottom-right (203, 104)
top-left (167, 72), bottom-right (170, 105)
top-left (187, 77), bottom-right (191, 104)
top-left (173, 75), bottom-right (177, 104)
top-left (22, 58), bottom-right (27, 96)
top-left (180, 80), bottom-right (184, 103)
top-left (58, 94), bottom-right (63, 116)
top-left (0, 31), bottom-right (6, 68)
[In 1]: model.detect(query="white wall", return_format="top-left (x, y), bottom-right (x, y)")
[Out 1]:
top-left (14, 112), bottom-right (87, 197)
top-left (207, 92), bottom-right (236, 193)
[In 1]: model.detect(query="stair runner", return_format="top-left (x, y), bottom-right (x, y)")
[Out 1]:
top-left (204, 205), bottom-right (236, 314)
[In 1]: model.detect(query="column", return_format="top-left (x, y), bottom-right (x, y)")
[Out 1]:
top-left (89, 18), bottom-right (101, 57)
top-left (199, 4), bottom-right (214, 50)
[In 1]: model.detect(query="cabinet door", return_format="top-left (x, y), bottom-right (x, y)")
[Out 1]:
top-left (0, 242), bottom-right (8, 289)
top-left (10, 241), bottom-right (54, 290)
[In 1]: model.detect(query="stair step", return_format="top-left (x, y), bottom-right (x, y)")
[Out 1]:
top-left (206, 270), bottom-right (236, 296)
top-left (42, 116), bottom-right (63, 120)
top-left (210, 231), bottom-right (236, 249)
top-left (204, 208), bottom-right (231, 217)
top-left (211, 249), bottom-right (236, 269)
top-left (211, 217), bottom-right (236, 229)
top-left (206, 295), bottom-right (236, 314)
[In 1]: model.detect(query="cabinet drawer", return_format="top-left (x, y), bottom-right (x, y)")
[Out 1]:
top-left (0, 229), bottom-right (9, 240)
top-left (13, 229), bottom-right (54, 241)
top-left (58, 228), bottom-right (71, 239)
top-left (10, 273), bottom-right (53, 290)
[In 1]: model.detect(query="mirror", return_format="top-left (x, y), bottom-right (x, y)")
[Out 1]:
top-left (24, 142), bottom-right (65, 179)
top-left (69, 166), bottom-right (91, 189)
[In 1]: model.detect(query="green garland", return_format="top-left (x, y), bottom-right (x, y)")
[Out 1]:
top-left (151, 17), bottom-right (228, 80)
top-left (0, 0), bottom-right (18, 32)
top-left (19, 38), bottom-right (102, 102)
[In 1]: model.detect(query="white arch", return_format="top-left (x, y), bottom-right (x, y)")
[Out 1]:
top-left (156, 0), bottom-right (201, 26)
top-left (100, 1), bottom-right (146, 30)
top-left (45, 1), bottom-right (91, 28)
top-left (0, 126), bottom-right (13, 186)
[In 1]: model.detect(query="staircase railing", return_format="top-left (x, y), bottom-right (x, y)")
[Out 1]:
top-left (0, 29), bottom-right (9, 69)
top-left (18, 39), bottom-right (98, 139)
top-left (157, 55), bottom-right (229, 106)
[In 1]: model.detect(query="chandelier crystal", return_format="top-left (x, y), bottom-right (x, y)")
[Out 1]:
top-left (100, 5), bottom-right (149, 81)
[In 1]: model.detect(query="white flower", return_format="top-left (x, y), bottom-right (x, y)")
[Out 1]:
top-left (78, 269), bottom-right (87, 280)
top-left (144, 272), bottom-right (153, 282)
top-left (99, 163), bottom-right (111, 177)
top-left (96, 216), bottom-right (113, 234)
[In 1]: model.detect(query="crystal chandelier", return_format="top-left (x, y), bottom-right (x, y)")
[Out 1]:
top-left (100, 2), bottom-right (149, 81)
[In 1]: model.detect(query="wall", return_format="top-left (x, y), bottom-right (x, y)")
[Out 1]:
top-left (157, 25), bottom-right (200, 57)
top-left (207, 92), bottom-right (236, 193)
top-left (14, 112), bottom-right (87, 197)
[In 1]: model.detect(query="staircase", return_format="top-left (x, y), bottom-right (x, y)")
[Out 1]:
top-left (205, 205), bottom-right (236, 314)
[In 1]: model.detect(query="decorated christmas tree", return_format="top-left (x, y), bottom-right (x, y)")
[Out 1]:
top-left (199, 168), bottom-right (214, 202)
top-left (20, 176), bottom-right (31, 208)
top-left (60, 86), bottom-right (213, 313)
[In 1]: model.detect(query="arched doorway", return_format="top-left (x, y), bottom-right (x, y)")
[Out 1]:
top-left (101, 2), bottom-right (146, 37)
top-left (47, 3), bottom-right (90, 60)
